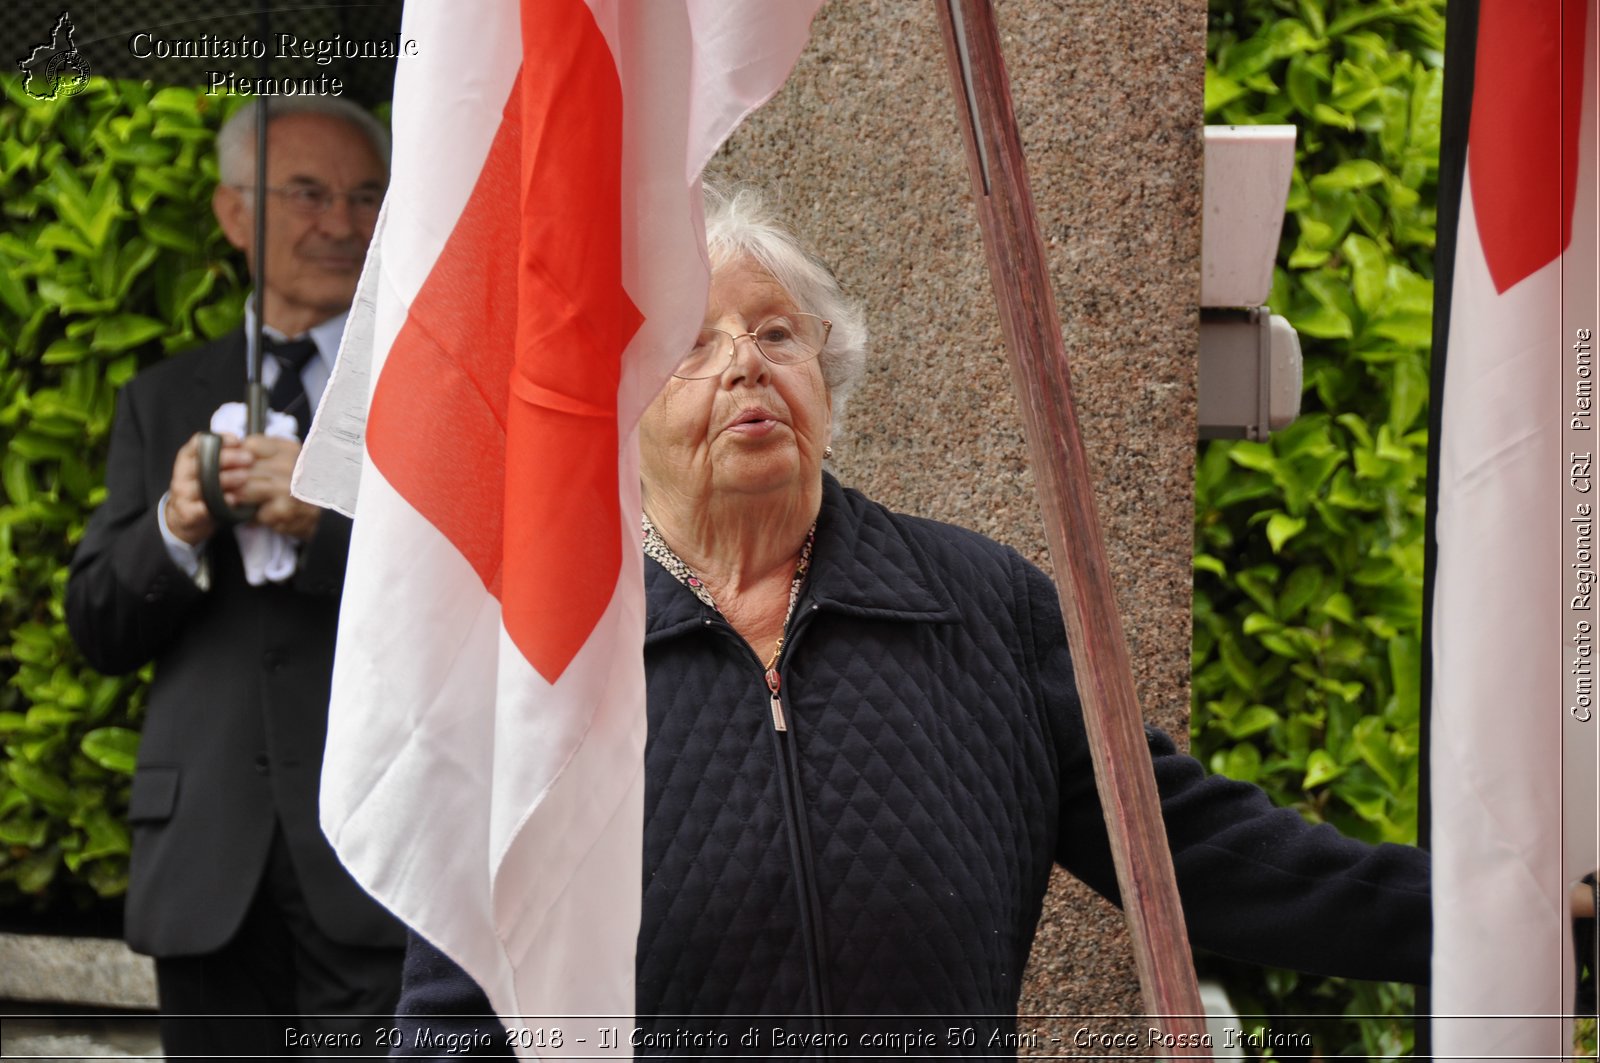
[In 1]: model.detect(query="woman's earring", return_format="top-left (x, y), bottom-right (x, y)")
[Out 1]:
top-left (824, 445), bottom-right (834, 460)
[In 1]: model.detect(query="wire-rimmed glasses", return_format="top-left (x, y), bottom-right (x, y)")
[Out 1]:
top-left (673, 313), bottom-right (832, 380)
top-left (232, 181), bottom-right (385, 220)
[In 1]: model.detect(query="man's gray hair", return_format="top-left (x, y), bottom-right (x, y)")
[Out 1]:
top-left (215, 97), bottom-right (390, 186)
top-left (702, 183), bottom-right (868, 424)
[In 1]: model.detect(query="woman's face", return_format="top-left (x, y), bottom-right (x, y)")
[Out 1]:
top-left (641, 257), bottom-right (832, 507)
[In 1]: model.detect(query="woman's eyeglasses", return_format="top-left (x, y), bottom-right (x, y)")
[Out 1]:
top-left (673, 313), bottom-right (831, 380)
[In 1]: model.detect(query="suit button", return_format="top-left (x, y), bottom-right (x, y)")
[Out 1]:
top-left (263, 651), bottom-right (285, 672)
top-left (253, 754), bottom-right (270, 774)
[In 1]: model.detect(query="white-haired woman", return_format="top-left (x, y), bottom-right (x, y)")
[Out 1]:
top-left (391, 186), bottom-right (1429, 1059)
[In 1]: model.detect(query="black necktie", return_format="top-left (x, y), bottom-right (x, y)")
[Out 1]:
top-left (266, 338), bottom-right (318, 439)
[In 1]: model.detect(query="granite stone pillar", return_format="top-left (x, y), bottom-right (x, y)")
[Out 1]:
top-left (714, 0), bottom-right (1204, 1040)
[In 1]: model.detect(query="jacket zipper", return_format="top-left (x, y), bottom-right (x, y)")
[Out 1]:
top-left (711, 605), bottom-right (834, 1053)
top-left (766, 664), bottom-right (787, 731)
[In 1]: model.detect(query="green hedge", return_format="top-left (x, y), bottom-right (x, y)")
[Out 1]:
top-left (0, 78), bottom-right (247, 911)
top-left (1197, 0), bottom-right (1442, 1056)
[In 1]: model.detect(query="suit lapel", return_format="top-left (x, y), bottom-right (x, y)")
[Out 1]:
top-left (185, 330), bottom-right (250, 432)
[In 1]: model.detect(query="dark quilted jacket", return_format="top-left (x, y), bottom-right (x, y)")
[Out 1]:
top-left (393, 475), bottom-right (1430, 1058)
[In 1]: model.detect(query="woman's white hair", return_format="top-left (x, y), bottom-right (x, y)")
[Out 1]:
top-left (702, 183), bottom-right (868, 425)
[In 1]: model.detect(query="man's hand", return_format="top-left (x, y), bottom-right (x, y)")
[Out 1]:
top-left (166, 432), bottom-right (252, 545)
top-left (236, 435), bottom-right (323, 541)
top-left (1576, 877), bottom-right (1597, 920)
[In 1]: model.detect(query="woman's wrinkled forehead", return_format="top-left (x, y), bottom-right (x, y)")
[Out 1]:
top-left (708, 233), bottom-right (827, 313)
top-left (704, 259), bottom-right (799, 324)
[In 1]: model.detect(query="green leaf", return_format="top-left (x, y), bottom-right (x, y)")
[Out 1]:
top-left (1242, 612), bottom-right (1281, 636)
top-left (0, 817), bottom-right (48, 847)
top-left (8, 431), bottom-right (75, 463)
top-left (1264, 19), bottom-right (1320, 58)
top-left (130, 168), bottom-right (192, 211)
top-left (1312, 102), bottom-right (1357, 130)
top-left (1224, 705), bottom-right (1281, 739)
top-left (36, 276), bottom-right (115, 315)
top-left (92, 314), bottom-right (166, 353)
top-left (1303, 749), bottom-right (1344, 788)
top-left (36, 222), bottom-right (96, 258)
top-left (1205, 69), bottom-right (1250, 115)
top-left (1265, 512), bottom-right (1307, 552)
top-left (148, 86), bottom-right (201, 115)
top-left (1297, 0), bottom-right (1327, 39)
top-left (99, 131), bottom-right (171, 167)
top-left (0, 264), bottom-right (31, 319)
top-left (1285, 53), bottom-right (1328, 116)
top-left (1235, 567), bottom-right (1280, 615)
top-left (87, 677), bottom-right (126, 723)
top-left (1409, 66), bottom-right (1444, 157)
top-left (1368, 310), bottom-right (1432, 346)
top-left (6, 762), bottom-right (73, 812)
top-left (1219, 634), bottom-right (1260, 694)
top-left (2, 454), bottom-right (33, 505)
top-left (1258, 631), bottom-right (1306, 659)
top-left (1342, 233), bottom-right (1387, 314)
top-left (1295, 214), bottom-right (1338, 252)
top-left (138, 207), bottom-right (202, 253)
top-left (80, 728), bottom-right (140, 775)
top-left (106, 353), bottom-right (140, 389)
top-left (195, 299), bottom-right (244, 339)
top-left (1227, 440), bottom-right (1278, 473)
top-left (168, 267), bottom-right (219, 321)
top-left (25, 705), bottom-right (80, 728)
top-left (111, 238), bottom-right (162, 301)
top-left (74, 808), bottom-right (130, 861)
top-left (68, 172), bottom-right (123, 250)
top-left (1278, 565), bottom-right (1323, 620)
top-left (1387, 635), bottom-right (1421, 726)
top-left (1219, 35), bottom-right (1276, 80)
top-left (40, 338), bottom-right (90, 365)
top-left (1353, 717), bottom-right (1401, 789)
top-left (14, 849), bottom-right (61, 894)
top-left (1220, 742), bottom-right (1262, 783)
top-left (1291, 303), bottom-right (1354, 339)
top-left (86, 860), bottom-right (130, 898)
top-left (1388, 357), bottom-right (1428, 433)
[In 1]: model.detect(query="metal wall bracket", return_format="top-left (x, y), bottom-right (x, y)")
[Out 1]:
top-left (1198, 306), bottom-right (1302, 441)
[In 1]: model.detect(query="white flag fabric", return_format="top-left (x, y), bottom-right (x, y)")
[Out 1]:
top-left (1429, 0), bottom-right (1598, 1055)
top-left (302, 1), bottom-right (820, 1054)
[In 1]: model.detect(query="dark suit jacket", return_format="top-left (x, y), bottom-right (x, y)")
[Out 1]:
top-left (66, 330), bottom-right (404, 958)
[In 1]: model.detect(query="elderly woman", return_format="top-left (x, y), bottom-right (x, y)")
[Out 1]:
top-left (393, 187), bottom-right (1428, 1057)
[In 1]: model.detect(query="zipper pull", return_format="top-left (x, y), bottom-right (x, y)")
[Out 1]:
top-left (766, 666), bottom-right (787, 732)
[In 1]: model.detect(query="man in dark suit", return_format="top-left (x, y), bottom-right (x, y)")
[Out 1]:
top-left (67, 97), bottom-right (404, 1057)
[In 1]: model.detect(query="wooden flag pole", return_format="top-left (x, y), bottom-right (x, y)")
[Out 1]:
top-left (935, 0), bottom-right (1212, 1051)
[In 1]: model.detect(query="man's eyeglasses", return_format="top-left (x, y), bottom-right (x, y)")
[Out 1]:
top-left (234, 182), bottom-right (385, 219)
top-left (674, 313), bottom-right (832, 380)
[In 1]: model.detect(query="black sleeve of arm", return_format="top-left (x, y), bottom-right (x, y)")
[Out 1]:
top-left (66, 386), bottom-right (206, 675)
top-left (293, 506), bottom-right (351, 598)
top-left (1020, 556), bottom-right (1432, 984)
top-left (391, 930), bottom-right (512, 1059)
